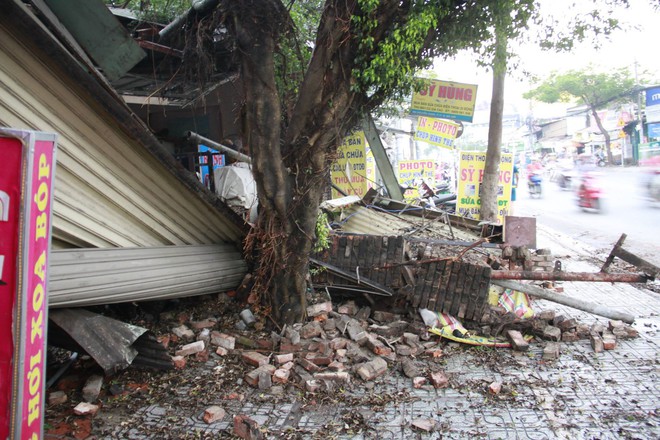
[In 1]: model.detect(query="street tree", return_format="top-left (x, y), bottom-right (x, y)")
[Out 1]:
top-left (524, 67), bottom-right (637, 165)
top-left (118, 0), bottom-right (629, 325)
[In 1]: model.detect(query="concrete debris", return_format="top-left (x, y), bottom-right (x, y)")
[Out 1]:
top-left (48, 391), bottom-right (68, 406)
top-left (411, 417), bottom-right (436, 432)
top-left (47, 288), bottom-right (643, 433)
top-left (73, 402), bottom-right (100, 416)
top-left (82, 375), bottom-right (104, 403)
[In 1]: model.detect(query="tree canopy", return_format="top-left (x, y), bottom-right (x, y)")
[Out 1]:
top-left (524, 67), bottom-right (638, 162)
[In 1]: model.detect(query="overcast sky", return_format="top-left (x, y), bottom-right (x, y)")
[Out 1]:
top-left (433, 0), bottom-right (660, 119)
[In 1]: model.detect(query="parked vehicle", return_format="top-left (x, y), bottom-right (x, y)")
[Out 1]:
top-left (576, 172), bottom-right (603, 213)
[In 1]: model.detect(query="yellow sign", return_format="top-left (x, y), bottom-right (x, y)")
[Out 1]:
top-left (411, 79), bottom-right (478, 122)
top-left (398, 159), bottom-right (435, 200)
top-left (331, 131), bottom-right (368, 198)
top-left (456, 152), bottom-right (513, 223)
top-left (414, 116), bottom-right (460, 149)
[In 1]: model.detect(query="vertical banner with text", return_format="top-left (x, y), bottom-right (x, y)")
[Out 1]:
top-left (331, 131), bottom-right (368, 198)
top-left (456, 152), bottom-right (513, 223)
top-left (0, 129), bottom-right (57, 440)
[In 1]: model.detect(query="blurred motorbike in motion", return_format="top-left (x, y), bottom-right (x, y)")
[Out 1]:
top-left (576, 172), bottom-right (603, 213)
top-left (528, 173), bottom-right (542, 198)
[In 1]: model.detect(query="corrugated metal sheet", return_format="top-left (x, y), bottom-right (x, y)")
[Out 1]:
top-left (0, 7), bottom-right (244, 249)
top-left (49, 244), bottom-right (247, 307)
top-left (49, 308), bottom-right (173, 373)
top-left (338, 205), bottom-right (477, 242)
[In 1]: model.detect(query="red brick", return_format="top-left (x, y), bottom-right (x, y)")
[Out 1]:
top-left (203, 406), bottom-right (226, 423)
top-left (430, 371), bottom-right (449, 389)
top-left (413, 377), bottom-right (427, 389)
top-left (191, 318), bottom-right (217, 330)
top-left (172, 355), bottom-right (186, 369)
top-left (242, 351), bottom-right (270, 367)
top-left (233, 415), bottom-right (263, 440)
top-left (506, 330), bottom-right (529, 352)
top-left (274, 353), bottom-right (294, 364)
top-left (307, 301), bottom-right (333, 317)
top-left (488, 382), bottom-right (502, 395)
top-left (356, 357), bottom-right (388, 381)
top-left (273, 369), bottom-right (290, 384)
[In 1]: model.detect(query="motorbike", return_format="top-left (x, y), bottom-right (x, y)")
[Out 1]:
top-left (576, 172), bottom-right (603, 213)
top-left (527, 173), bottom-right (542, 198)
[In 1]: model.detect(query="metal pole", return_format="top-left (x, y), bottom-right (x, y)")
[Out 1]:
top-left (490, 270), bottom-right (648, 283)
top-left (186, 131), bottom-right (252, 164)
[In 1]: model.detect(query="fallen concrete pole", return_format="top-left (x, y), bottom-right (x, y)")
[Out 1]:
top-left (490, 270), bottom-right (649, 283)
top-left (491, 279), bottom-right (636, 324)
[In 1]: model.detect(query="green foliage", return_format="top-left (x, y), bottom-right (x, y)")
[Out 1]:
top-left (313, 211), bottom-right (331, 253)
top-left (275, 0), bottom-right (324, 104)
top-left (523, 66), bottom-right (638, 108)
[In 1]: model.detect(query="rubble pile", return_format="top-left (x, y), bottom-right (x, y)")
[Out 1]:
top-left (44, 288), bottom-right (641, 438)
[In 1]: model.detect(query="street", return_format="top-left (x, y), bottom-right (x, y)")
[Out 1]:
top-left (515, 165), bottom-right (660, 266)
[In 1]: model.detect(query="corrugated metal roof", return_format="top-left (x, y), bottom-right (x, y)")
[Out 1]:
top-left (0, 2), bottom-right (246, 249)
top-left (336, 205), bottom-right (478, 243)
top-left (49, 244), bottom-right (246, 307)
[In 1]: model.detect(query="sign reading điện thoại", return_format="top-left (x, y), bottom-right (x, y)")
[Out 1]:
top-left (0, 128), bottom-right (57, 440)
top-left (456, 152), bottom-right (513, 224)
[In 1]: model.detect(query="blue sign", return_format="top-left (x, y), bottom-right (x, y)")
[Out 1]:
top-left (198, 145), bottom-right (225, 188)
top-left (648, 123), bottom-right (660, 139)
top-left (645, 87), bottom-right (660, 107)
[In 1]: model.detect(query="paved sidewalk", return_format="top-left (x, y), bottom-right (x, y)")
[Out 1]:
top-left (109, 225), bottom-right (659, 440)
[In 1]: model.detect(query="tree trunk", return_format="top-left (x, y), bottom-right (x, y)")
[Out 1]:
top-left (230, 0), bottom-right (363, 325)
top-left (480, 32), bottom-right (507, 222)
top-left (590, 106), bottom-right (613, 164)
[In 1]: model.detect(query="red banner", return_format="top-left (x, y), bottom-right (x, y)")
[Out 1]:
top-left (0, 129), bottom-right (57, 440)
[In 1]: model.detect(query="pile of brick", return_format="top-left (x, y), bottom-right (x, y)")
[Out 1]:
top-left (487, 309), bottom-right (639, 361)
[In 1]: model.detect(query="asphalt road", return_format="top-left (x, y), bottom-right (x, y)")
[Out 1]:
top-left (515, 165), bottom-right (660, 267)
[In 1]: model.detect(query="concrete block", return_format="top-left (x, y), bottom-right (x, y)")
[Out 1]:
top-left (82, 374), bottom-right (103, 403)
top-left (543, 342), bottom-right (561, 360)
top-left (543, 325), bottom-right (562, 341)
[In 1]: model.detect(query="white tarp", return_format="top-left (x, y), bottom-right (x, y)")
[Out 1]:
top-left (214, 163), bottom-right (258, 210)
